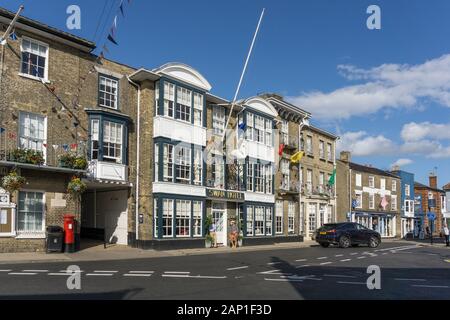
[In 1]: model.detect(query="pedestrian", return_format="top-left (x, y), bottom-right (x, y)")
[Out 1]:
top-left (426, 225), bottom-right (430, 238)
top-left (209, 222), bottom-right (217, 248)
top-left (229, 220), bottom-right (238, 249)
top-left (443, 224), bottom-right (450, 247)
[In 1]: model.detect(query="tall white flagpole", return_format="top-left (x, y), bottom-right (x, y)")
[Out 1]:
top-left (0, 5), bottom-right (24, 45)
top-left (221, 8), bottom-right (265, 143)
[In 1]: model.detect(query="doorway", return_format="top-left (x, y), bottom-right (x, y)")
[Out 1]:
top-left (212, 202), bottom-right (227, 246)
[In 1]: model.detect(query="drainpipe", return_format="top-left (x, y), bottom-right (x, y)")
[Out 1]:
top-left (127, 76), bottom-right (141, 242)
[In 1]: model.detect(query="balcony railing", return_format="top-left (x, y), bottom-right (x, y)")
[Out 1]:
top-left (281, 135), bottom-right (299, 150)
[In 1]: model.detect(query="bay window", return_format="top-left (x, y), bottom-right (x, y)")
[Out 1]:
top-left (254, 163), bottom-right (264, 193)
top-left (254, 115), bottom-right (265, 143)
top-left (176, 200), bottom-right (191, 237)
top-left (247, 206), bottom-right (254, 236)
top-left (154, 143), bottom-right (159, 182)
top-left (288, 201), bottom-right (295, 234)
top-left (164, 82), bottom-right (175, 117)
top-left (281, 160), bottom-right (290, 190)
top-left (246, 113), bottom-right (254, 140)
top-left (247, 162), bottom-right (254, 191)
top-left (193, 201), bottom-right (202, 237)
top-left (163, 144), bottom-right (174, 182)
top-left (193, 148), bottom-right (203, 186)
top-left (103, 121), bottom-right (123, 163)
top-left (265, 207), bottom-right (273, 236)
top-left (176, 87), bottom-right (191, 122)
top-left (162, 199), bottom-right (174, 237)
top-left (212, 155), bottom-right (225, 189)
top-left (265, 164), bottom-right (273, 194)
top-left (175, 145), bottom-right (191, 184)
top-left (254, 206), bottom-right (265, 236)
top-left (265, 119), bottom-right (272, 146)
top-left (91, 120), bottom-right (99, 160)
top-left (193, 92), bottom-right (203, 126)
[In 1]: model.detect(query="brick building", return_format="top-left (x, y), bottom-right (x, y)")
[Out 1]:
top-left (414, 174), bottom-right (446, 237)
top-left (336, 152), bottom-right (401, 238)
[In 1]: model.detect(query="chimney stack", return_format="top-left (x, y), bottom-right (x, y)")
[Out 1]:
top-left (340, 151), bottom-right (351, 163)
top-left (429, 174), bottom-right (437, 189)
top-left (391, 165), bottom-right (400, 171)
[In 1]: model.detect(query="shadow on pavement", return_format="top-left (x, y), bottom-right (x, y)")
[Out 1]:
top-left (0, 288), bottom-right (144, 300)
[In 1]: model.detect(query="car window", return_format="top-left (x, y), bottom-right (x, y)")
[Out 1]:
top-left (343, 223), bottom-right (357, 230)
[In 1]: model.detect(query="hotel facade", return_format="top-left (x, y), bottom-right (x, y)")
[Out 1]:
top-left (0, 7), bottom-right (339, 252)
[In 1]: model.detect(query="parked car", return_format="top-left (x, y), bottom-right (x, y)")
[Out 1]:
top-left (315, 222), bottom-right (381, 248)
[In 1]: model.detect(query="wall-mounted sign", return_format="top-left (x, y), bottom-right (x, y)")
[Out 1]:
top-left (207, 189), bottom-right (244, 201)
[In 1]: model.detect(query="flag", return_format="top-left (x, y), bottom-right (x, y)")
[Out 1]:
top-left (278, 144), bottom-right (285, 156)
top-left (238, 122), bottom-right (246, 131)
top-left (0, 127), bottom-right (5, 134)
top-left (9, 31), bottom-right (17, 41)
top-left (119, 1), bottom-right (125, 17)
top-left (380, 196), bottom-right (389, 210)
top-left (290, 151), bottom-right (304, 164)
top-left (107, 34), bottom-right (118, 45)
top-left (352, 199), bottom-right (358, 209)
top-left (62, 144), bottom-right (69, 152)
top-left (52, 145), bottom-right (59, 151)
top-left (328, 169), bottom-right (336, 186)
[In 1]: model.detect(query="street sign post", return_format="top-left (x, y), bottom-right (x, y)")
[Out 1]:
top-left (427, 212), bottom-right (436, 244)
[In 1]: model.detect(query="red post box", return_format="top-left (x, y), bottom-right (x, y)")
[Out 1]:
top-left (63, 214), bottom-right (75, 253)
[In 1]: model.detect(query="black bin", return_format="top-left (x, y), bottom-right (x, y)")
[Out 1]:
top-left (46, 226), bottom-right (64, 253)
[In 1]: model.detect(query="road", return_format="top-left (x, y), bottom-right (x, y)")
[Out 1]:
top-left (0, 241), bottom-right (449, 300)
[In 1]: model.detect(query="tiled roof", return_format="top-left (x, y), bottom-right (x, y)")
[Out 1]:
top-left (348, 162), bottom-right (400, 179)
top-left (414, 181), bottom-right (445, 193)
top-left (443, 182), bottom-right (450, 191)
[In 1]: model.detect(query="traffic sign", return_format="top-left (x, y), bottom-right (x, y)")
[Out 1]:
top-left (427, 212), bottom-right (436, 221)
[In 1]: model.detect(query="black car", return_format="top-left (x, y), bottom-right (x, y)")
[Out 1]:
top-left (315, 222), bottom-right (381, 248)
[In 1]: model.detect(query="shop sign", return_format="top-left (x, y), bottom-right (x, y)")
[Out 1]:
top-left (207, 188), bottom-right (244, 201)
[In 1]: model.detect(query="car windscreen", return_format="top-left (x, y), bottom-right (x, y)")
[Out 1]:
top-left (318, 224), bottom-right (340, 231)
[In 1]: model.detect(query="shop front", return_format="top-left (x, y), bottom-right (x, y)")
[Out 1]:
top-left (353, 211), bottom-right (396, 238)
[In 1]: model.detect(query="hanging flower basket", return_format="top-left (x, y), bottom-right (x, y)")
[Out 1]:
top-left (1, 170), bottom-right (26, 194)
top-left (67, 176), bottom-right (87, 199)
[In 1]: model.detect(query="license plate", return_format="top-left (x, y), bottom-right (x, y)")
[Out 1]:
top-left (320, 232), bottom-right (326, 235)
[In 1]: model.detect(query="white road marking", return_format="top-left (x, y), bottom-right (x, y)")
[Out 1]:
top-left (382, 253), bottom-right (388, 255)
top-left (22, 270), bottom-right (48, 273)
top-left (164, 271), bottom-right (190, 274)
top-left (0, 270), bottom-right (12, 272)
top-left (226, 266), bottom-right (249, 271)
top-left (324, 274), bottom-right (357, 278)
top-left (59, 270), bottom-right (83, 273)
top-left (295, 264), bottom-right (310, 269)
top-left (258, 269), bottom-right (290, 275)
top-left (94, 270), bottom-right (118, 273)
top-left (128, 271), bottom-right (154, 274)
top-left (357, 256), bottom-right (366, 259)
top-left (350, 253), bottom-right (358, 256)
top-left (340, 259), bottom-right (351, 262)
top-left (394, 278), bottom-right (426, 282)
top-left (376, 245), bottom-right (418, 252)
top-left (267, 262), bottom-right (282, 265)
top-left (320, 262), bottom-right (332, 265)
top-left (281, 275), bottom-right (322, 281)
top-left (295, 259), bottom-right (307, 262)
top-left (265, 278), bottom-right (304, 282)
top-left (85, 273), bottom-right (114, 276)
top-left (48, 273), bottom-right (72, 276)
top-left (337, 281), bottom-right (366, 285)
top-left (317, 257), bottom-right (327, 260)
top-left (8, 272), bottom-right (37, 275)
top-left (335, 254), bottom-right (344, 257)
top-left (123, 273), bottom-right (152, 277)
top-left (411, 285), bottom-right (449, 289)
top-left (162, 274), bottom-right (227, 279)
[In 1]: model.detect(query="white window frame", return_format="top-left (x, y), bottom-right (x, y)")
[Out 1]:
top-left (380, 178), bottom-right (386, 190)
top-left (369, 176), bottom-right (375, 188)
top-left (281, 120), bottom-right (289, 145)
top-left (391, 195), bottom-right (397, 211)
top-left (163, 144), bottom-right (174, 182)
top-left (246, 206), bottom-right (254, 236)
top-left (369, 193), bottom-right (375, 209)
top-left (319, 140), bottom-right (325, 159)
top-left (392, 180), bottom-right (397, 192)
top-left (265, 207), bottom-right (273, 236)
top-left (176, 87), bottom-right (192, 123)
top-left (405, 184), bottom-right (410, 197)
top-left (265, 119), bottom-right (272, 147)
top-left (176, 200), bottom-right (191, 237)
top-left (281, 159), bottom-right (290, 191)
top-left (99, 75), bottom-right (119, 110)
top-left (288, 201), bottom-right (295, 234)
top-left (247, 162), bottom-right (254, 191)
top-left (212, 105), bottom-right (226, 135)
top-left (193, 148), bottom-right (203, 186)
top-left (162, 199), bottom-right (174, 238)
top-left (19, 37), bottom-right (49, 82)
top-left (174, 145), bottom-right (191, 184)
top-left (355, 173), bottom-right (362, 187)
top-left (193, 92), bottom-right (203, 126)
top-left (265, 164), bottom-right (273, 194)
top-left (254, 206), bottom-right (265, 236)
top-left (164, 82), bottom-right (175, 118)
top-left (254, 163), bottom-right (264, 193)
top-left (193, 201), bottom-right (202, 237)
top-left (275, 201), bottom-right (283, 235)
top-left (102, 121), bottom-right (123, 163)
top-left (16, 190), bottom-right (46, 238)
top-left (18, 111), bottom-right (47, 162)
top-left (327, 143), bottom-right (332, 161)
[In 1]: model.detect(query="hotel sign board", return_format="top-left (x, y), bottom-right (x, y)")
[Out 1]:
top-left (207, 189), bottom-right (244, 202)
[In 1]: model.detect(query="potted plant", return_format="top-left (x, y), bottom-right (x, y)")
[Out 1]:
top-left (58, 153), bottom-right (75, 168)
top-left (7, 149), bottom-right (26, 163)
top-left (25, 149), bottom-right (44, 165)
top-left (67, 176), bottom-right (87, 200)
top-left (1, 170), bottom-right (26, 199)
top-left (73, 157), bottom-right (88, 170)
top-left (204, 214), bottom-right (213, 248)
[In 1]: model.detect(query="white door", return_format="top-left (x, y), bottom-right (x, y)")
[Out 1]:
top-left (212, 202), bottom-right (227, 246)
top-left (100, 190), bottom-right (128, 245)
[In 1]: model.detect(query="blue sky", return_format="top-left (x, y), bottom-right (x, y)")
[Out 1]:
top-left (3, 0), bottom-right (450, 186)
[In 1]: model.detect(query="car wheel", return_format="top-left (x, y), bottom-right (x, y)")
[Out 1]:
top-left (368, 236), bottom-right (380, 248)
top-left (339, 236), bottom-right (351, 248)
top-left (320, 242), bottom-right (330, 248)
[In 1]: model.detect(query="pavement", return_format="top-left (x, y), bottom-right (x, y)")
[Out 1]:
top-left (0, 239), bottom-right (314, 265)
top-left (0, 240), bottom-right (449, 299)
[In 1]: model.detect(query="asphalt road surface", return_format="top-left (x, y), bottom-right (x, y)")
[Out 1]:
top-left (0, 241), bottom-right (449, 300)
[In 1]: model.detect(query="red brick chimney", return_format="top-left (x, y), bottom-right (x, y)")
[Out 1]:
top-left (429, 174), bottom-right (437, 189)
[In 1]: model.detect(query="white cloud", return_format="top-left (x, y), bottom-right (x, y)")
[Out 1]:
top-left (390, 158), bottom-right (413, 168)
top-left (337, 131), bottom-right (396, 156)
top-left (287, 54), bottom-right (450, 119)
top-left (401, 122), bottom-right (450, 141)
